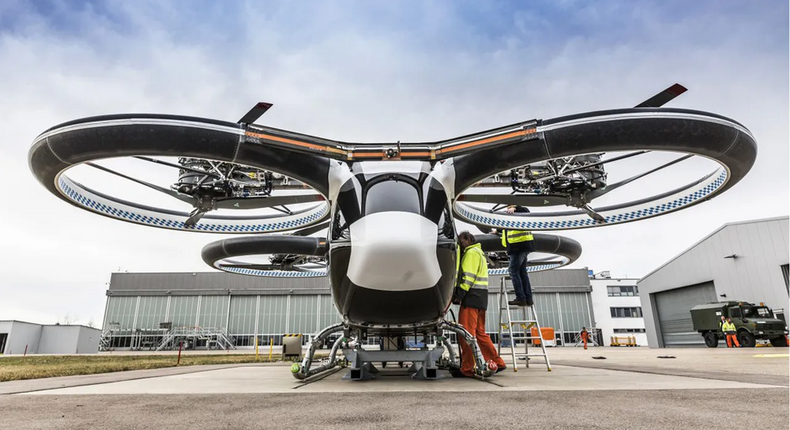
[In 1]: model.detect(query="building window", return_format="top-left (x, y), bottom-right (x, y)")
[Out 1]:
top-left (607, 285), bottom-right (639, 297)
top-left (610, 307), bottom-right (643, 318)
top-left (781, 264), bottom-right (789, 295)
top-left (613, 328), bottom-right (646, 333)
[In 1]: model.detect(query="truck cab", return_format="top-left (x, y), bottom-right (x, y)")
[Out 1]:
top-left (690, 301), bottom-right (788, 348)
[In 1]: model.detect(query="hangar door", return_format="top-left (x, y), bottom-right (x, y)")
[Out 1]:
top-left (654, 282), bottom-right (716, 347)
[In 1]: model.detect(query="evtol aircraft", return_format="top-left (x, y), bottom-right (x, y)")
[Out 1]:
top-left (28, 83), bottom-right (756, 380)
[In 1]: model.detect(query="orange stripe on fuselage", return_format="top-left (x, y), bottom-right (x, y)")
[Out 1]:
top-left (247, 127), bottom-right (535, 160)
top-left (245, 132), bottom-right (346, 155)
top-left (438, 128), bottom-right (535, 155)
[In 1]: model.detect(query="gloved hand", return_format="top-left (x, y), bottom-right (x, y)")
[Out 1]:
top-left (451, 297), bottom-right (462, 305)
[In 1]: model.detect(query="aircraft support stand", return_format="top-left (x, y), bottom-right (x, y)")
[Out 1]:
top-left (294, 320), bottom-right (494, 381)
top-left (342, 348), bottom-right (445, 380)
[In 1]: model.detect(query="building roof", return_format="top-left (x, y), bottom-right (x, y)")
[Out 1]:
top-left (108, 271), bottom-right (329, 296)
top-left (0, 320), bottom-right (99, 330)
top-left (0, 320), bottom-right (42, 325)
top-left (107, 268), bottom-right (592, 296)
top-left (639, 215), bottom-right (789, 282)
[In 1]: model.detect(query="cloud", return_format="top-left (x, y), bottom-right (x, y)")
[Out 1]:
top-left (0, 1), bottom-right (786, 326)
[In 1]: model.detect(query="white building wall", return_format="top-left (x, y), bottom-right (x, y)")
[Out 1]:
top-left (639, 217), bottom-right (790, 348)
top-left (39, 326), bottom-right (81, 354)
top-left (0, 322), bottom-right (101, 355)
top-left (590, 278), bottom-right (647, 346)
top-left (2, 321), bottom-right (42, 355)
top-left (76, 326), bottom-right (101, 354)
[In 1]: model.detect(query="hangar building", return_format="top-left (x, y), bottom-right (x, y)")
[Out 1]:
top-left (638, 216), bottom-right (789, 348)
top-left (100, 268), bottom-right (596, 350)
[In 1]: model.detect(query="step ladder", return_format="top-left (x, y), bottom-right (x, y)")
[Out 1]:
top-left (497, 276), bottom-right (551, 372)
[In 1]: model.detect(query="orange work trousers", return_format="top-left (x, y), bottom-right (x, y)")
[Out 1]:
top-left (458, 306), bottom-right (506, 377)
top-left (726, 334), bottom-right (740, 348)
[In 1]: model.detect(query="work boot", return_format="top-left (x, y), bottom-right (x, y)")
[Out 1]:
top-left (508, 299), bottom-right (527, 306)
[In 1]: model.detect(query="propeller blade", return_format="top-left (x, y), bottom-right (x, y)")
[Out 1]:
top-left (294, 262), bottom-right (328, 272)
top-left (132, 156), bottom-right (221, 178)
top-left (238, 102), bottom-right (273, 124)
top-left (476, 224), bottom-right (495, 234)
top-left (635, 83), bottom-right (688, 108)
top-left (514, 151), bottom-right (650, 186)
top-left (185, 208), bottom-right (208, 227)
top-left (215, 194), bottom-right (324, 210)
top-left (582, 204), bottom-right (606, 222)
top-left (589, 154), bottom-right (694, 199)
top-left (458, 193), bottom-right (567, 207)
top-left (86, 162), bottom-right (196, 205)
top-left (292, 221), bottom-right (330, 236)
top-left (560, 151), bottom-right (649, 176)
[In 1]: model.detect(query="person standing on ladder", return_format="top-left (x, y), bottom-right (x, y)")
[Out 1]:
top-left (495, 204), bottom-right (535, 307)
top-left (452, 231), bottom-right (507, 377)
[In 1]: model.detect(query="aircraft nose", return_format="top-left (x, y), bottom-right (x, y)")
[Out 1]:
top-left (346, 211), bottom-right (441, 291)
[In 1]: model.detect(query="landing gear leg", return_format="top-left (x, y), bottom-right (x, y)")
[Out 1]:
top-left (292, 322), bottom-right (346, 380)
top-left (439, 320), bottom-right (495, 378)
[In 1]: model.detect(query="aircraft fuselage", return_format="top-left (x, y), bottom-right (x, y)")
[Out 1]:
top-left (326, 161), bottom-right (458, 329)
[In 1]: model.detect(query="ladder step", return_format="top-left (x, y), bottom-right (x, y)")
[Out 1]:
top-left (497, 277), bottom-right (551, 372)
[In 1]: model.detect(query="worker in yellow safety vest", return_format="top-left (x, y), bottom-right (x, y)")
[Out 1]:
top-left (451, 231), bottom-right (506, 377)
top-left (498, 205), bottom-right (535, 307)
top-left (722, 318), bottom-right (740, 348)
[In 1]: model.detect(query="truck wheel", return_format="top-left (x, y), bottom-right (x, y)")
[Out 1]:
top-left (769, 336), bottom-right (788, 347)
top-left (737, 331), bottom-right (755, 348)
top-left (703, 332), bottom-right (718, 348)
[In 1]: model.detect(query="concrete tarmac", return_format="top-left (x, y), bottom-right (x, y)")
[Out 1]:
top-left (1, 347), bottom-right (788, 429)
top-left (2, 389), bottom-right (788, 430)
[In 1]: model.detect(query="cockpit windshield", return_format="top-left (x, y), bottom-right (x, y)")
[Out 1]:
top-left (364, 180), bottom-right (421, 215)
top-left (742, 306), bottom-right (773, 319)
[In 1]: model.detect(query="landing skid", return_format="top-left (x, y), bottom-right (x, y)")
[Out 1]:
top-left (291, 320), bottom-right (496, 381)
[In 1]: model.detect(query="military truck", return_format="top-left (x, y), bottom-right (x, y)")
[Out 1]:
top-left (690, 301), bottom-right (788, 348)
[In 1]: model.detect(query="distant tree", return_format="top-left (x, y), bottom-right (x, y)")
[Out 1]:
top-left (60, 314), bottom-right (77, 325)
top-left (87, 318), bottom-right (96, 328)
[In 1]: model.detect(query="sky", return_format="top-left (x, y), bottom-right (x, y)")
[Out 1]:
top-left (0, 0), bottom-right (787, 327)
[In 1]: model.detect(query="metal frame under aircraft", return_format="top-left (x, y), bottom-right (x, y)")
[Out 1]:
top-left (28, 83), bottom-right (757, 380)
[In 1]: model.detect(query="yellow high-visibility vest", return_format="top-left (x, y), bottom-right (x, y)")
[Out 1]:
top-left (459, 243), bottom-right (488, 292)
top-left (501, 230), bottom-right (534, 247)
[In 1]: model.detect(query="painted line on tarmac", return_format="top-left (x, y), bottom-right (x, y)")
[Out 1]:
top-left (752, 354), bottom-right (789, 358)
top-left (550, 361), bottom-right (788, 387)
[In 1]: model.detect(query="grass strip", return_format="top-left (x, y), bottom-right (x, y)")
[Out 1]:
top-left (0, 354), bottom-right (283, 382)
